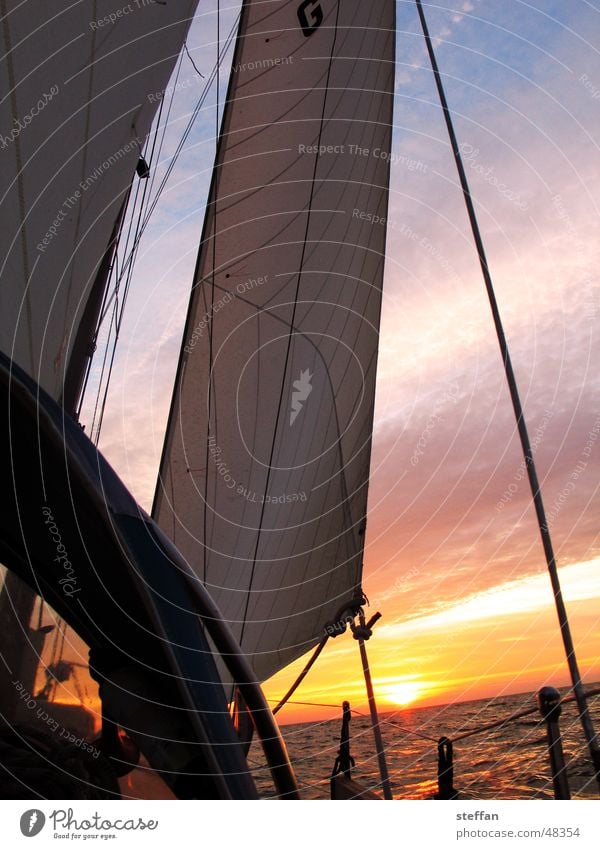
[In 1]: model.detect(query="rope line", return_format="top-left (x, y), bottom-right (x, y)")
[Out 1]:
top-left (78, 18), bottom-right (240, 434)
top-left (266, 688), bottom-right (600, 746)
top-left (415, 0), bottom-right (600, 787)
top-left (272, 638), bottom-right (329, 715)
top-left (453, 687), bottom-right (600, 743)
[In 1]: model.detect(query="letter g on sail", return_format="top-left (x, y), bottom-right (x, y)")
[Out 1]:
top-left (297, 0), bottom-right (323, 36)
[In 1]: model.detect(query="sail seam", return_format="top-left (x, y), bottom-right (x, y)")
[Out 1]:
top-left (204, 0), bottom-right (222, 583)
top-left (237, 0), bottom-right (343, 652)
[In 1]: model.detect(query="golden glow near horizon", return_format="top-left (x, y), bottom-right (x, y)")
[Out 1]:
top-left (265, 556), bottom-right (600, 723)
top-left (383, 678), bottom-right (427, 707)
top-left (379, 558), bottom-right (600, 639)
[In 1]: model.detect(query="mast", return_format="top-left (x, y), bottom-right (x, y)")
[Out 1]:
top-left (415, 0), bottom-right (600, 785)
top-left (62, 193), bottom-right (131, 418)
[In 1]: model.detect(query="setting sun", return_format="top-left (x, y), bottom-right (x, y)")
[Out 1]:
top-left (385, 680), bottom-right (424, 707)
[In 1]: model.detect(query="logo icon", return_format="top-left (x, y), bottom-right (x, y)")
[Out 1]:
top-left (290, 368), bottom-right (313, 425)
top-left (297, 1), bottom-right (323, 37)
top-left (20, 810), bottom-right (45, 837)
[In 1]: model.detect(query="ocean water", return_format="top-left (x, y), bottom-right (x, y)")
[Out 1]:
top-left (249, 687), bottom-right (600, 799)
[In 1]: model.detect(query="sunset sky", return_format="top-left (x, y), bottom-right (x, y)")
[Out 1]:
top-left (81, 0), bottom-right (600, 723)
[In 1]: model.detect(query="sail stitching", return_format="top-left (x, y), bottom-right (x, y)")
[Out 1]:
top-left (203, 0), bottom-right (222, 583)
top-left (237, 0), bottom-right (343, 653)
top-left (270, 20), bottom-right (395, 648)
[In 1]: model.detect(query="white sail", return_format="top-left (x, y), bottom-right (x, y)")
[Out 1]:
top-left (0, 0), bottom-right (199, 401)
top-left (154, 0), bottom-right (395, 682)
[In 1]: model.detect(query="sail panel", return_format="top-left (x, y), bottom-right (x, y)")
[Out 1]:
top-left (0, 1), bottom-right (199, 401)
top-left (154, 0), bottom-right (395, 681)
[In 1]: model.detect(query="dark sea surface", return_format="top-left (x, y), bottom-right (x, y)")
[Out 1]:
top-left (249, 687), bottom-right (600, 799)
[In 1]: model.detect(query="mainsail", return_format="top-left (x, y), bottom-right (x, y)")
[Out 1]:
top-left (154, 0), bottom-right (395, 682)
top-left (0, 0), bottom-right (199, 402)
top-left (0, 0), bottom-right (198, 728)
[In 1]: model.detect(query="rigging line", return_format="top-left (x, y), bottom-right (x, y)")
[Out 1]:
top-left (92, 254), bottom-right (134, 441)
top-left (271, 698), bottom-right (439, 743)
top-left (113, 134), bottom-right (152, 286)
top-left (268, 690), bottom-right (600, 745)
top-left (89, 302), bottom-right (117, 442)
top-left (184, 40), bottom-right (205, 77)
top-left (74, 188), bottom-right (133, 421)
top-left (116, 104), bottom-right (165, 320)
top-left (80, 186), bottom-right (139, 432)
top-left (90, 298), bottom-right (118, 440)
top-left (97, 169), bottom-right (144, 330)
top-left (90, 62), bottom-right (171, 339)
top-left (96, 28), bottom-right (237, 356)
top-left (453, 687), bottom-right (600, 743)
top-left (91, 98), bottom-right (166, 441)
top-left (415, 0), bottom-right (600, 788)
top-left (268, 698), bottom-right (341, 709)
top-left (351, 709), bottom-right (438, 743)
top-left (111, 17), bottom-right (241, 295)
top-left (204, 0), bottom-right (221, 585)
top-left (144, 51), bottom-right (183, 229)
top-left (453, 705), bottom-right (542, 743)
top-left (357, 626), bottom-right (394, 799)
top-left (272, 637), bottom-right (329, 714)
top-left (238, 0), bottom-right (344, 652)
top-left (151, 12), bottom-right (244, 526)
top-left (77, 55), bottom-right (169, 423)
